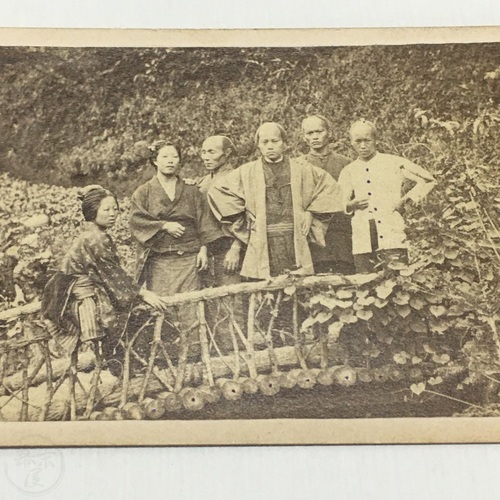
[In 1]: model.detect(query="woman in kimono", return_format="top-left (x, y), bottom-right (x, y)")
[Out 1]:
top-left (42, 186), bottom-right (166, 364)
top-left (129, 141), bottom-right (223, 357)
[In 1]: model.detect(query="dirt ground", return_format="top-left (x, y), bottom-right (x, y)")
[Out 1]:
top-left (161, 382), bottom-right (464, 421)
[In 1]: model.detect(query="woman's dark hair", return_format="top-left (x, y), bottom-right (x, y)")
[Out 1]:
top-left (148, 140), bottom-right (182, 167)
top-left (78, 185), bottom-right (117, 222)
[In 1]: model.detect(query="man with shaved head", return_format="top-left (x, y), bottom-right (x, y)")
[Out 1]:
top-left (208, 122), bottom-right (344, 280)
top-left (339, 119), bottom-right (437, 273)
top-left (198, 135), bottom-right (242, 286)
top-left (298, 114), bottom-right (355, 274)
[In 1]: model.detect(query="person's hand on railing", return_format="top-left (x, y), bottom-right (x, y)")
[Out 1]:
top-left (196, 245), bottom-right (208, 271)
top-left (139, 289), bottom-right (168, 311)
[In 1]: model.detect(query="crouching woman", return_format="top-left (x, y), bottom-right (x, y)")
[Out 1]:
top-left (42, 185), bottom-right (166, 365)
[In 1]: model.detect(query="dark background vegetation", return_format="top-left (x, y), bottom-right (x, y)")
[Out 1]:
top-left (0, 43), bottom-right (499, 416)
top-left (0, 44), bottom-right (498, 195)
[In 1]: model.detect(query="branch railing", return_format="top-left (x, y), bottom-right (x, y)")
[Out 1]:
top-left (0, 273), bottom-right (378, 421)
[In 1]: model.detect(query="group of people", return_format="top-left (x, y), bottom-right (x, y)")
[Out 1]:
top-left (42, 115), bottom-right (437, 366)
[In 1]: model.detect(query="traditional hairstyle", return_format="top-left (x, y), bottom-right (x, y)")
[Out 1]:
top-left (349, 119), bottom-right (378, 139)
top-left (301, 114), bottom-right (333, 135)
top-left (219, 136), bottom-right (237, 157)
top-left (148, 140), bottom-right (182, 167)
top-left (78, 185), bottom-right (117, 222)
top-left (254, 122), bottom-right (287, 145)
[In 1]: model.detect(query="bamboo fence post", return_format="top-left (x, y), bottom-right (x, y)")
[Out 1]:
top-left (174, 322), bottom-right (190, 394)
top-left (264, 291), bottom-right (282, 373)
top-left (138, 314), bottom-right (164, 402)
top-left (0, 353), bottom-right (45, 415)
top-left (226, 299), bottom-right (241, 380)
top-left (129, 347), bottom-right (174, 391)
top-left (318, 324), bottom-right (329, 369)
top-left (20, 348), bottom-right (29, 422)
top-left (120, 316), bottom-right (154, 407)
top-left (244, 293), bottom-right (258, 379)
top-left (39, 340), bottom-right (54, 422)
top-left (293, 294), bottom-right (308, 370)
top-left (68, 348), bottom-right (78, 421)
top-left (83, 340), bottom-right (103, 420)
top-left (197, 301), bottom-right (214, 386)
top-left (204, 312), bottom-right (239, 378)
top-left (0, 353), bottom-right (7, 388)
top-left (0, 353), bottom-right (6, 420)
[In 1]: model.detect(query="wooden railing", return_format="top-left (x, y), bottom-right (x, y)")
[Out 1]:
top-left (0, 273), bottom-right (378, 421)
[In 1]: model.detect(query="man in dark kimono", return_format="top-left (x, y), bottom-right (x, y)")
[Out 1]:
top-left (298, 115), bottom-right (355, 274)
top-left (198, 135), bottom-right (243, 288)
top-left (198, 135), bottom-right (244, 352)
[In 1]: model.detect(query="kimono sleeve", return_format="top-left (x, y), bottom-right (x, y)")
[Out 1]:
top-left (194, 188), bottom-right (224, 246)
top-left (306, 164), bottom-right (345, 215)
top-left (129, 185), bottom-right (165, 245)
top-left (207, 168), bottom-right (247, 222)
top-left (207, 170), bottom-right (250, 244)
top-left (89, 233), bottom-right (141, 308)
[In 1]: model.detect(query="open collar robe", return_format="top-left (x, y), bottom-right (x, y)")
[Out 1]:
top-left (208, 157), bottom-right (343, 279)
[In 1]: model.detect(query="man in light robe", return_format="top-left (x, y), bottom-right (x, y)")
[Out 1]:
top-left (208, 122), bottom-right (344, 280)
top-left (339, 120), bottom-right (437, 273)
top-left (297, 115), bottom-right (355, 275)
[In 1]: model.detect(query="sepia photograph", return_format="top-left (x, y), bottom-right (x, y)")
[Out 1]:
top-left (0, 27), bottom-right (499, 446)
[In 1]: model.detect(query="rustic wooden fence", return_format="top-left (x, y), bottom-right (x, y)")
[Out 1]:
top-left (0, 273), bottom-right (378, 421)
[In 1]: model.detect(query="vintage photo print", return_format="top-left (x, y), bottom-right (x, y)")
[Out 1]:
top-left (0, 27), bottom-right (499, 446)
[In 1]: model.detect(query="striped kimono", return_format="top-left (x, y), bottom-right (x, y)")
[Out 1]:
top-left (42, 223), bottom-right (139, 357)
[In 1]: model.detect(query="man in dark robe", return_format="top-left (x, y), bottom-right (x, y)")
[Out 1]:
top-left (297, 114), bottom-right (355, 274)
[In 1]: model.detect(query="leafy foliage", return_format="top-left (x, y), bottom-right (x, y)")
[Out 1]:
top-left (0, 44), bottom-right (499, 412)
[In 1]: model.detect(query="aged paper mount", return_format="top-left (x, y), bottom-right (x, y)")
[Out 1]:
top-left (0, 26), bottom-right (499, 447)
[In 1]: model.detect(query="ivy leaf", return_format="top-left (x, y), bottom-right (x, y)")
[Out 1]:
top-left (357, 295), bottom-right (376, 306)
top-left (410, 320), bottom-right (427, 333)
top-left (339, 309), bottom-right (358, 324)
top-left (428, 376), bottom-right (443, 386)
top-left (430, 318), bottom-right (448, 334)
top-left (336, 289), bottom-right (353, 300)
top-left (315, 311), bottom-right (332, 324)
top-left (392, 291), bottom-right (410, 305)
top-left (409, 297), bottom-right (426, 310)
top-left (393, 352), bottom-right (409, 364)
top-left (375, 279), bottom-right (396, 300)
top-left (444, 248), bottom-right (459, 260)
top-left (412, 356), bottom-right (423, 365)
top-left (374, 297), bottom-right (388, 308)
top-left (300, 316), bottom-right (316, 331)
top-left (356, 309), bottom-right (373, 321)
top-left (328, 321), bottom-right (343, 340)
top-left (318, 296), bottom-right (337, 309)
top-left (432, 353), bottom-right (451, 364)
top-left (423, 343), bottom-right (435, 354)
top-left (429, 305), bottom-right (446, 317)
top-left (410, 382), bottom-right (426, 395)
top-left (396, 305), bottom-right (412, 318)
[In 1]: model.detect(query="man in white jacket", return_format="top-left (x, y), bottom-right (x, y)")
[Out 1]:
top-left (339, 120), bottom-right (437, 273)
